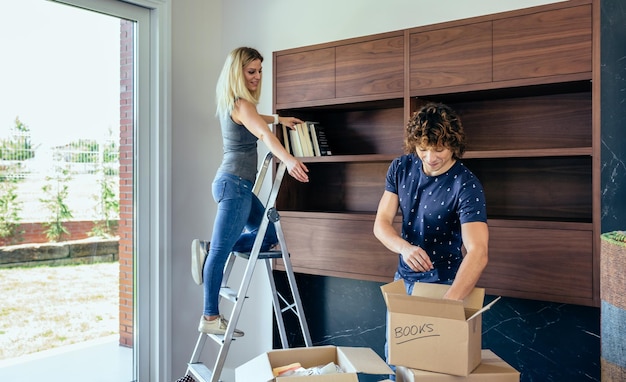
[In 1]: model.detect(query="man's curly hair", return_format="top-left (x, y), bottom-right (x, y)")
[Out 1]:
top-left (404, 103), bottom-right (466, 159)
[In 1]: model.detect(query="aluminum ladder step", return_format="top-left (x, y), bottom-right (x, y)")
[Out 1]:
top-left (233, 250), bottom-right (284, 260)
top-left (187, 363), bottom-right (214, 382)
top-left (218, 286), bottom-right (237, 303)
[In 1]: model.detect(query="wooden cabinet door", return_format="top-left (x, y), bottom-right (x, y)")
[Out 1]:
top-left (479, 221), bottom-right (594, 306)
top-left (275, 47), bottom-right (335, 105)
top-left (335, 35), bottom-right (404, 99)
top-left (277, 213), bottom-right (400, 282)
top-left (493, 4), bottom-right (592, 81)
top-left (410, 22), bottom-right (492, 91)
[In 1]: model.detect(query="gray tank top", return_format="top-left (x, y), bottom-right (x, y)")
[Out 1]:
top-left (217, 114), bottom-right (258, 183)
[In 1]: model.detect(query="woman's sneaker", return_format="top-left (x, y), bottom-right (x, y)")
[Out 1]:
top-left (198, 315), bottom-right (244, 337)
top-left (191, 239), bottom-right (209, 285)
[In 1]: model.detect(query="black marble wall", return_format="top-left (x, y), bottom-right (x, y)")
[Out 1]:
top-left (275, 272), bottom-right (600, 382)
top-left (599, 0), bottom-right (626, 378)
top-left (600, 0), bottom-right (626, 233)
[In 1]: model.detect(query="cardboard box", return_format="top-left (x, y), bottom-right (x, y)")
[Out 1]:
top-left (395, 349), bottom-right (520, 381)
top-left (235, 345), bottom-right (393, 381)
top-left (381, 280), bottom-right (499, 377)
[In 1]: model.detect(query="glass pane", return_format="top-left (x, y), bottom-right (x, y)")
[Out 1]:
top-left (0, 1), bottom-right (134, 380)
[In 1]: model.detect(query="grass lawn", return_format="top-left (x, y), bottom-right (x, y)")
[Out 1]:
top-left (0, 262), bottom-right (118, 360)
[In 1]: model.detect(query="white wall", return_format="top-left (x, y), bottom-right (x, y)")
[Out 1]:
top-left (169, 1), bottom-right (564, 380)
top-left (170, 0), bottom-right (226, 379)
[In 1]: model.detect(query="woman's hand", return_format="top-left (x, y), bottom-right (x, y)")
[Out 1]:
top-left (279, 116), bottom-right (303, 129)
top-left (285, 156), bottom-right (309, 183)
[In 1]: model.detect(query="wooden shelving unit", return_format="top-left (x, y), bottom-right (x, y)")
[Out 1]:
top-left (272, 0), bottom-right (598, 306)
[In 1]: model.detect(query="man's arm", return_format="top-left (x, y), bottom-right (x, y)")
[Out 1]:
top-left (374, 190), bottom-right (433, 272)
top-left (443, 221), bottom-right (489, 300)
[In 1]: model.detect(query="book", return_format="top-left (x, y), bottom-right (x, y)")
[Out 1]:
top-left (309, 123), bottom-right (322, 157)
top-left (280, 121), bottom-right (332, 157)
top-left (296, 123), bottom-right (314, 157)
top-left (281, 123), bottom-right (291, 155)
top-left (304, 122), bottom-right (317, 156)
top-left (313, 124), bottom-right (332, 156)
top-left (289, 128), bottom-right (304, 157)
top-left (292, 123), bottom-right (306, 156)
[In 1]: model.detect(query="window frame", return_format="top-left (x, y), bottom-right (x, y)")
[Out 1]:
top-left (51, 0), bottom-right (171, 380)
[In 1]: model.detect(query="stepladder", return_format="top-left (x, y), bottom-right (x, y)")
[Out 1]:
top-left (185, 152), bottom-right (312, 382)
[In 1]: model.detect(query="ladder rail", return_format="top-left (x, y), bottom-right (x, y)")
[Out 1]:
top-left (274, 218), bottom-right (313, 347)
top-left (264, 257), bottom-right (289, 348)
top-left (188, 330), bottom-right (208, 365)
top-left (252, 151), bottom-right (274, 196)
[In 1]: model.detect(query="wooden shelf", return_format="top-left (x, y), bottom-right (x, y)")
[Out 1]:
top-left (295, 154), bottom-right (398, 164)
top-left (289, 147), bottom-right (593, 163)
top-left (464, 147), bottom-right (593, 159)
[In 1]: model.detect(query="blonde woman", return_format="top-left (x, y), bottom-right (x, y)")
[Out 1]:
top-left (192, 47), bottom-right (309, 335)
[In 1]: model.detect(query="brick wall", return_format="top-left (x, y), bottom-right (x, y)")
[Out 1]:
top-left (118, 19), bottom-right (134, 348)
top-left (0, 220), bottom-right (114, 246)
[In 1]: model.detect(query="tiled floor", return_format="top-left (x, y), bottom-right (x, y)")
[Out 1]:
top-left (0, 335), bottom-right (133, 382)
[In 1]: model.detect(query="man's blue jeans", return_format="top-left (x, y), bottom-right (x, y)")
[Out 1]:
top-left (203, 172), bottom-right (278, 316)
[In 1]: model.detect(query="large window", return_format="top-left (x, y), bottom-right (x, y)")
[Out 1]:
top-left (0, 0), bottom-right (168, 381)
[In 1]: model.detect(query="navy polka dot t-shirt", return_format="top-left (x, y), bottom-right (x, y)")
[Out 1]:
top-left (385, 154), bottom-right (487, 283)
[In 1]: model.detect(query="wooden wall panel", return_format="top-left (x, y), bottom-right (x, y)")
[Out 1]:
top-left (336, 35), bottom-right (404, 98)
top-left (479, 222), bottom-right (593, 305)
top-left (275, 48), bottom-right (335, 105)
top-left (410, 22), bottom-right (492, 91)
top-left (493, 5), bottom-right (592, 81)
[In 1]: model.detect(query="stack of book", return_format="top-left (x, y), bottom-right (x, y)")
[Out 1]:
top-left (282, 121), bottom-right (332, 157)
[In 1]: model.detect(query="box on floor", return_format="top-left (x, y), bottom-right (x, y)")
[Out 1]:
top-left (235, 345), bottom-right (393, 381)
top-left (380, 280), bottom-right (499, 377)
top-left (396, 349), bottom-right (520, 381)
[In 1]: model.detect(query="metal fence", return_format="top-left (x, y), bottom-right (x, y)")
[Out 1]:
top-left (0, 139), bottom-right (119, 222)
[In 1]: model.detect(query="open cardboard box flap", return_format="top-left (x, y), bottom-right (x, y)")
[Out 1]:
top-left (236, 345), bottom-right (392, 382)
top-left (381, 280), bottom-right (496, 321)
top-left (335, 346), bottom-right (393, 375)
top-left (239, 350), bottom-right (276, 382)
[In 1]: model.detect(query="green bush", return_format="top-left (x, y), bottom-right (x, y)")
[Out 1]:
top-left (0, 178), bottom-right (24, 244)
top-left (39, 168), bottom-right (73, 242)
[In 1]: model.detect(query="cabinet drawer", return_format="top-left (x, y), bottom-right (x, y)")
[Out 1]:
top-left (479, 222), bottom-right (593, 305)
top-left (276, 213), bottom-right (399, 282)
top-left (493, 4), bottom-right (592, 81)
top-left (275, 47), bottom-right (335, 105)
top-left (410, 21), bottom-right (492, 91)
top-left (336, 35), bottom-right (404, 98)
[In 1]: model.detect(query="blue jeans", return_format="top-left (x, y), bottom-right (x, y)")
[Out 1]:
top-left (203, 172), bottom-right (278, 316)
